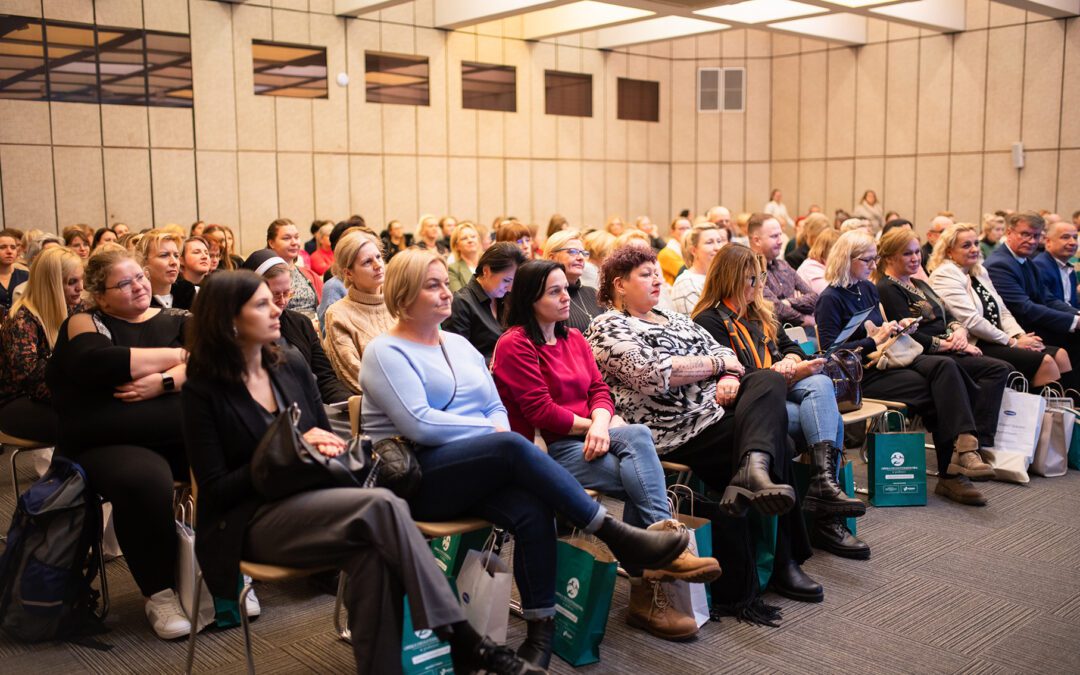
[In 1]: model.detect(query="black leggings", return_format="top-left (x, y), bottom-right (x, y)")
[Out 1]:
top-left (73, 444), bottom-right (185, 597)
top-left (0, 398), bottom-right (58, 444)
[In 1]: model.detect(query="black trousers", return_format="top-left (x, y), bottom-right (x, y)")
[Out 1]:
top-left (0, 397), bottom-right (58, 444)
top-left (664, 370), bottom-right (812, 565)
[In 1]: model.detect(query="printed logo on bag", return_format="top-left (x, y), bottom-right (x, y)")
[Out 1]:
top-left (461, 592), bottom-right (470, 605)
top-left (1004, 410), bottom-right (1016, 416)
top-left (441, 536), bottom-right (451, 550)
top-left (566, 577), bottom-right (580, 599)
top-left (890, 452), bottom-right (905, 466)
top-left (415, 629), bottom-right (432, 639)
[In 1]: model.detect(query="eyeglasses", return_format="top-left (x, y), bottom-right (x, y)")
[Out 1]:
top-left (271, 290), bottom-right (293, 302)
top-left (852, 254), bottom-right (880, 265)
top-left (748, 271), bottom-right (768, 287)
top-left (105, 272), bottom-right (147, 293)
top-left (554, 247), bottom-right (591, 259)
top-left (515, 237), bottom-right (532, 245)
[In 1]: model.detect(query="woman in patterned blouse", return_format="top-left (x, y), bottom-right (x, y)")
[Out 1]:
top-left (0, 247), bottom-right (84, 442)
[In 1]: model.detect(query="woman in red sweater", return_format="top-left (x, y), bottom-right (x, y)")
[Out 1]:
top-left (492, 260), bottom-right (719, 642)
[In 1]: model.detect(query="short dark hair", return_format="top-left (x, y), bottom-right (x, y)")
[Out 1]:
top-left (882, 219), bottom-right (912, 235)
top-left (1008, 211), bottom-right (1045, 232)
top-left (746, 212), bottom-right (773, 238)
top-left (330, 215), bottom-right (368, 250)
top-left (477, 241), bottom-right (527, 276)
top-left (186, 271), bottom-right (280, 383)
top-left (597, 245), bottom-right (657, 306)
top-left (504, 260), bottom-right (568, 345)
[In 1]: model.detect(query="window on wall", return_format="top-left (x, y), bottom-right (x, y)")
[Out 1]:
top-left (617, 77), bottom-right (659, 122)
top-left (252, 40), bottom-right (328, 98)
top-left (0, 14), bottom-right (192, 107)
top-left (545, 70), bottom-right (591, 117)
top-left (462, 61), bottom-right (515, 112)
top-left (698, 67), bottom-right (745, 113)
top-left (365, 51), bottom-right (429, 106)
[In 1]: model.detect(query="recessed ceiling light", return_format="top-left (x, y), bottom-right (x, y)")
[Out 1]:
top-left (696, 0), bottom-right (828, 24)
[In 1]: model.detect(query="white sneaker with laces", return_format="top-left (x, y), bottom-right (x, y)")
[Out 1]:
top-left (243, 575), bottom-right (261, 618)
top-left (145, 589), bottom-right (192, 640)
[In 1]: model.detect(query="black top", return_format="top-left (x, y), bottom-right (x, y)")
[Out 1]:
top-left (694, 303), bottom-right (802, 371)
top-left (381, 233), bottom-right (412, 262)
top-left (182, 349), bottom-right (330, 598)
top-left (150, 278), bottom-right (198, 310)
top-left (566, 281), bottom-right (602, 333)
top-left (443, 278), bottom-right (506, 363)
top-left (785, 243), bottom-right (810, 270)
top-left (46, 308), bottom-right (188, 458)
top-left (876, 275), bottom-right (954, 352)
top-left (814, 280), bottom-right (884, 362)
top-left (278, 308), bottom-right (351, 404)
top-left (0, 268), bottom-right (28, 318)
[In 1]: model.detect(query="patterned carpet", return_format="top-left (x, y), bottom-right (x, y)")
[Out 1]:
top-left (1, 444), bottom-right (1078, 674)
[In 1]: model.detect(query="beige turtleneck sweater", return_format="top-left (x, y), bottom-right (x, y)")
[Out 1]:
top-left (322, 287), bottom-right (395, 393)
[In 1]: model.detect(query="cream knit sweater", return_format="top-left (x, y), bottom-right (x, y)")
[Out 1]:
top-left (322, 287), bottom-right (395, 393)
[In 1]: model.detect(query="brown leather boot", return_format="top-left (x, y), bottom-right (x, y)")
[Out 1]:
top-left (625, 578), bottom-right (698, 641)
top-left (935, 475), bottom-right (987, 506)
top-left (642, 520), bottom-right (721, 584)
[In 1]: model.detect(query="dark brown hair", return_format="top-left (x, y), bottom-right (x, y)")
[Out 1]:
top-left (186, 270), bottom-right (280, 383)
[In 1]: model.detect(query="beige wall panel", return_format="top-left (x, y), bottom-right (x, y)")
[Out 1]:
top-left (151, 149), bottom-right (197, 226)
top-left (381, 102), bottom-right (417, 155)
top-left (503, 39), bottom-right (531, 159)
top-left (379, 2), bottom-right (413, 24)
top-left (1057, 150), bottom-right (1079, 216)
top-left (95, 0), bottom-right (142, 27)
top-left (720, 163), bottom-right (743, 216)
top-left (581, 160), bottom-right (605, 229)
top-left (884, 156), bottom-right (915, 224)
top-left (310, 0), bottom-right (333, 13)
top-left (417, 28), bottom-right (448, 157)
top-left (605, 161), bottom-right (628, 219)
top-left (744, 162), bottom-right (770, 216)
top-left (581, 48), bottom-right (605, 161)
top-left (798, 51), bottom-right (826, 160)
top-left (670, 163), bottom-right (695, 219)
top-left (722, 31), bottom-right (745, 58)
top-left (866, 18), bottom-right (888, 44)
top-left (558, 116), bottom-right (583, 160)
top-left (854, 157), bottom-right (885, 212)
top-left (237, 152), bottom-right (279, 248)
top-left (556, 41), bottom-right (583, 72)
top-left (531, 43), bottom-right (558, 160)
top-left (745, 59), bottom-right (770, 161)
top-left (946, 154), bottom-right (983, 223)
top-left (50, 102), bottom-right (100, 147)
top-left (981, 152), bottom-right (1019, 213)
top-left (348, 155), bottom-right (383, 229)
top-left (801, 38), bottom-right (827, 53)
top-left (884, 40), bottom-right (918, 157)
top-left (983, 26), bottom-right (1024, 153)
top-left (966, 0), bottom-right (990, 30)
top-left (531, 159), bottom-right (556, 227)
top-left (1021, 21), bottom-right (1063, 150)
top-left (797, 160), bottom-right (824, 214)
top-left (697, 33), bottom-right (722, 59)
top-left (144, 0), bottom-right (189, 33)
top-left (826, 48), bottom-right (856, 159)
top-left (191, 0), bottom-right (238, 151)
top-left (272, 7), bottom-right (309, 44)
top-left (0, 101), bottom-right (50, 145)
top-left (1, 0), bottom-right (42, 17)
top-left (649, 41), bottom-right (671, 59)
top-left (747, 30), bottom-right (770, 58)
top-left (855, 44), bottom-right (886, 157)
top-left (53, 146), bottom-right (104, 227)
top-left (504, 158), bottom-right (530, 225)
top-left (696, 163), bottom-right (720, 213)
top-left (916, 36), bottom-right (952, 155)
top-left (670, 61), bottom-right (695, 159)
top-left (195, 150), bottom-right (240, 227)
top-left (914, 155), bottom-right (948, 228)
top-left (672, 36), bottom-right (695, 59)
top-left (477, 109), bottom-right (505, 158)
top-left (770, 161), bottom-right (798, 212)
top-left (149, 107), bottom-right (194, 148)
top-left (41, 0), bottom-right (92, 22)
top-left (949, 31), bottom-right (987, 154)
top-left (1063, 17), bottom-right (1080, 148)
top-left (722, 109), bottom-right (744, 163)
top-left (825, 159), bottom-right (855, 214)
top-left (446, 31), bottom-right (477, 158)
top-left (988, 1), bottom-right (1026, 27)
top-left (311, 13), bottom-right (348, 153)
top-left (647, 56), bottom-right (670, 164)
top-left (273, 0), bottom-right (307, 11)
top-left (604, 51), bottom-right (628, 162)
top-left (448, 157), bottom-right (478, 222)
top-left (1018, 150), bottom-right (1058, 211)
top-left (102, 105), bottom-right (149, 148)
top-left (772, 34), bottom-right (800, 57)
top-left (626, 120), bottom-right (647, 163)
top-left (233, 4), bottom-right (276, 151)
top-left (313, 153), bottom-right (350, 220)
top-left (887, 22), bottom-right (919, 41)
top-left (275, 98), bottom-right (313, 152)
top-left (648, 163), bottom-right (671, 223)
top-left (383, 155), bottom-right (418, 227)
top-left (476, 32), bottom-right (500, 64)
top-left (1, 145), bottom-right (55, 229)
top-left (696, 106), bottom-right (720, 164)
top-left (771, 55), bottom-right (799, 161)
top-left (346, 19), bottom-right (383, 155)
top-left (417, 155), bottom-right (448, 217)
top-left (103, 147), bottom-right (152, 228)
top-left (557, 160), bottom-right (583, 227)
top-left (627, 162), bottom-right (648, 219)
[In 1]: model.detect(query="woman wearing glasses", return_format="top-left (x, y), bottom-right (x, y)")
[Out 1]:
top-left (542, 230), bottom-right (602, 332)
top-left (815, 231), bottom-right (998, 507)
top-left (46, 248), bottom-right (194, 640)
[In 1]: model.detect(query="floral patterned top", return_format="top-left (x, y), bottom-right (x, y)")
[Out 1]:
top-left (286, 266), bottom-right (318, 320)
top-left (0, 304), bottom-right (78, 404)
top-left (584, 308), bottom-right (735, 453)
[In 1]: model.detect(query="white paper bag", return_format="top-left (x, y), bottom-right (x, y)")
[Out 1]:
top-left (985, 382), bottom-right (1045, 464)
top-left (1032, 408), bottom-right (1071, 477)
top-left (980, 449), bottom-right (1030, 484)
top-left (662, 523), bottom-right (709, 628)
top-left (456, 548), bottom-right (512, 644)
top-left (176, 506), bottom-right (215, 632)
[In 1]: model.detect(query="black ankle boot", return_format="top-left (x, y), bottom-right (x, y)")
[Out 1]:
top-left (802, 443), bottom-right (866, 517)
top-left (720, 451), bottom-right (796, 517)
top-left (444, 621), bottom-right (546, 674)
top-left (769, 559), bottom-right (823, 603)
top-left (810, 517), bottom-right (870, 560)
top-left (516, 617), bottom-right (555, 668)
top-left (593, 515), bottom-right (688, 571)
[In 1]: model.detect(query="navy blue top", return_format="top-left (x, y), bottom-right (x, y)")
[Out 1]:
top-left (0, 268), bottom-right (28, 316)
top-left (814, 280), bottom-right (883, 360)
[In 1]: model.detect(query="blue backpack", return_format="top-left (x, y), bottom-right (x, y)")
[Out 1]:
top-left (0, 457), bottom-right (109, 644)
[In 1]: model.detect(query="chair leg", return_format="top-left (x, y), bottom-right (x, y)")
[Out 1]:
top-left (10, 446), bottom-right (25, 499)
top-left (184, 571), bottom-right (204, 675)
top-left (332, 572), bottom-right (350, 642)
top-left (239, 583), bottom-right (256, 675)
top-left (97, 534), bottom-right (110, 621)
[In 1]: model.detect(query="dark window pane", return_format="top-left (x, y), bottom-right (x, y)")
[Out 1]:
top-left (146, 32), bottom-right (191, 107)
top-left (545, 70), bottom-right (590, 117)
top-left (0, 16), bottom-right (48, 100)
top-left (698, 67), bottom-right (719, 112)
top-left (617, 76), bottom-right (658, 122)
top-left (462, 61), bottom-right (515, 112)
top-left (723, 67), bottom-right (744, 111)
top-left (253, 40), bottom-right (327, 99)
top-left (99, 27), bottom-right (146, 105)
top-left (45, 20), bottom-right (99, 103)
top-left (365, 51), bottom-right (429, 106)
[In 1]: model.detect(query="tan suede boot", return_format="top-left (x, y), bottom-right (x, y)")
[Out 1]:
top-left (642, 519), bottom-right (722, 584)
top-left (948, 433), bottom-right (995, 480)
top-left (626, 578), bottom-right (698, 641)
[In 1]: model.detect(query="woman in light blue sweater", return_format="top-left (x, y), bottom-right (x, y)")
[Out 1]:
top-left (360, 249), bottom-right (691, 669)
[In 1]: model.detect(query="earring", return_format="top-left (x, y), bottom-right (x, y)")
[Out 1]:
top-left (233, 324), bottom-right (239, 337)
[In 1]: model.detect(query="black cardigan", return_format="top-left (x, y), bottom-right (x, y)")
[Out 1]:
top-left (278, 308), bottom-right (351, 404)
top-left (876, 276), bottom-right (954, 352)
top-left (443, 278), bottom-right (506, 364)
top-left (694, 303), bottom-right (803, 371)
top-left (182, 349), bottom-right (330, 598)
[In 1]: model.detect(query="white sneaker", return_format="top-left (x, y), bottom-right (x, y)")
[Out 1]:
top-left (243, 575), bottom-right (261, 618)
top-left (145, 589), bottom-right (192, 640)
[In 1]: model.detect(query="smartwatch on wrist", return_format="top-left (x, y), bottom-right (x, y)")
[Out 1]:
top-left (161, 373), bottom-right (175, 392)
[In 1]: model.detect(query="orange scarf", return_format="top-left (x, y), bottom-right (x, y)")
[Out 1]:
top-left (722, 300), bottom-right (773, 369)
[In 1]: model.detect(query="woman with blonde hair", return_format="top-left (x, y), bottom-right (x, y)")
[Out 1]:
top-left (671, 223), bottom-right (726, 314)
top-left (581, 229), bottom-right (615, 288)
top-left (605, 215), bottom-right (626, 237)
top-left (786, 212), bottom-right (831, 269)
top-left (797, 227), bottom-right (840, 293)
top-left (447, 221), bottom-right (482, 292)
top-left (543, 229), bottom-right (601, 331)
top-left (414, 214), bottom-right (449, 256)
top-left (138, 230), bottom-right (184, 309)
top-left (0, 247), bottom-right (84, 442)
top-left (979, 213), bottom-right (1006, 260)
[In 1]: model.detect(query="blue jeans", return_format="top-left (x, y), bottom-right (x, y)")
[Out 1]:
top-left (786, 373), bottom-right (844, 448)
top-left (407, 431), bottom-right (606, 619)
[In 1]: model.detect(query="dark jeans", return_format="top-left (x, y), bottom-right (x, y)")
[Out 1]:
top-left (407, 431), bottom-right (605, 619)
top-left (0, 397), bottom-right (58, 444)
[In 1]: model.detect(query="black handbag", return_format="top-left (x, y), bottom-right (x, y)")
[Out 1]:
top-left (370, 436), bottom-right (423, 499)
top-left (250, 403), bottom-right (372, 500)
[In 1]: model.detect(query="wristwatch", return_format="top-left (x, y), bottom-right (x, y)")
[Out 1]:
top-left (161, 373), bottom-right (175, 392)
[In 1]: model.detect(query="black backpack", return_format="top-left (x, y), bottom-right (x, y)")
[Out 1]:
top-left (0, 457), bottom-right (109, 644)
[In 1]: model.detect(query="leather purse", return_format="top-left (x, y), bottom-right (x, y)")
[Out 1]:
top-left (869, 333), bottom-right (923, 370)
top-left (370, 436), bottom-right (423, 499)
top-left (820, 348), bottom-right (864, 413)
top-left (250, 403), bottom-right (371, 500)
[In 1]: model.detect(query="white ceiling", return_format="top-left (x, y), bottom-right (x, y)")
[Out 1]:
top-left (333, 0), bottom-right (1079, 46)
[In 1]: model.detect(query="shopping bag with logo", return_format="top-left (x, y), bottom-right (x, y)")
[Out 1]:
top-left (455, 533), bottom-right (512, 644)
top-left (429, 526), bottom-right (493, 579)
top-left (552, 536), bottom-right (617, 667)
top-left (748, 511), bottom-right (778, 590)
top-left (664, 486), bottom-right (711, 627)
top-left (984, 373), bottom-right (1045, 468)
top-left (175, 499), bottom-right (215, 632)
top-left (1031, 388), bottom-right (1072, 477)
top-left (867, 411), bottom-right (927, 506)
top-left (791, 456), bottom-right (858, 534)
top-left (1068, 417), bottom-right (1080, 471)
top-left (401, 597), bottom-right (454, 675)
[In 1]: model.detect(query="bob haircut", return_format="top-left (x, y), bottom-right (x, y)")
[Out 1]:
top-left (542, 229), bottom-right (583, 259)
top-left (477, 241), bottom-right (527, 276)
top-left (872, 226), bottom-right (919, 282)
top-left (332, 231), bottom-right (382, 287)
top-left (137, 229), bottom-right (183, 266)
top-left (62, 225), bottom-right (90, 247)
top-left (383, 248), bottom-right (446, 321)
top-left (808, 227), bottom-right (839, 264)
top-left (186, 270), bottom-right (280, 384)
top-left (597, 245), bottom-right (657, 306)
top-left (449, 221), bottom-right (479, 256)
top-left (825, 230), bottom-right (876, 288)
top-left (583, 230), bottom-right (616, 263)
top-left (504, 259), bottom-right (569, 346)
top-left (495, 221), bottom-right (531, 244)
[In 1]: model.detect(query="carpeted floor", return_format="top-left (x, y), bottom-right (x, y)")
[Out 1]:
top-left (1, 443), bottom-right (1078, 674)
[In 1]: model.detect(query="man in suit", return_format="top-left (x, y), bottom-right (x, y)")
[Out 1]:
top-left (1033, 220), bottom-right (1080, 310)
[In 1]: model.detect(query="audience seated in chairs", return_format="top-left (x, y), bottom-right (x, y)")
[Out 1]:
top-left (45, 248), bottom-right (193, 640)
top-left (442, 242), bottom-right (526, 364)
top-left (541, 229), bottom-right (602, 332)
top-left (796, 227), bottom-right (840, 295)
top-left (748, 213), bottom-right (817, 328)
top-left (316, 218), bottom-right (375, 328)
top-left (583, 245), bottom-right (827, 609)
top-left (172, 236), bottom-right (212, 311)
top-left (138, 230), bottom-right (185, 310)
top-left (0, 228), bottom-right (29, 319)
top-left (447, 221), bottom-right (482, 293)
top-left (492, 259), bottom-right (721, 641)
top-left (264, 218), bottom-right (322, 322)
top-left (670, 223), bottom-right (726, 315)
top-left (815, 230), bottom-right (1001, 507)
top-left (360, 248), bottom-right (693, 669)
top-left (0, 247), bottom-right (84, 443)
top-left (691, 245), bottom-right (869, 560)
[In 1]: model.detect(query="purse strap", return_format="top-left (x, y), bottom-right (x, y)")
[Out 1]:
top-left (438, 338), bottom-right (457, 411)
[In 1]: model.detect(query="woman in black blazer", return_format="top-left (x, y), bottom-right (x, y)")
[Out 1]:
top-left (442, 242), bottom-right (526, 363)
top-left (181, 271), bottom-right (537, 675)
